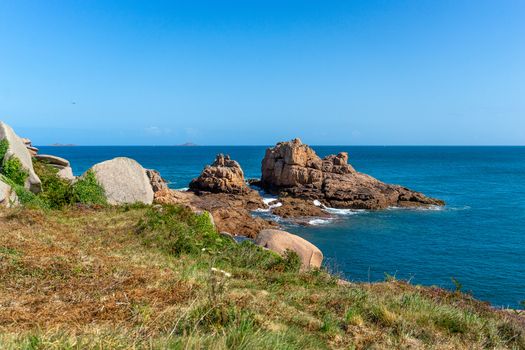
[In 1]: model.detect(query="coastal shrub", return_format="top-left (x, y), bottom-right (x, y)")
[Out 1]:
top-left (0, 139), bottom-right (8, 160)
top-left (1, 157), bottom-right (28, 186)
top-left (70, 171), bottom-right (106, 205)
top-left (0, 175), bottom-right (48, 209)
top-left (33, 160), bottom-right (72, 209)
top-left (136, 205), bottom-right (228, 256)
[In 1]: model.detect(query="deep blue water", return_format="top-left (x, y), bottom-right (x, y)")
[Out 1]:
top-left (38, 146), bottom-right (525, 308)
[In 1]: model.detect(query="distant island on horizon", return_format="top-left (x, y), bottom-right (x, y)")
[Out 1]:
top-left (49, 143), bottom-right (77, 147)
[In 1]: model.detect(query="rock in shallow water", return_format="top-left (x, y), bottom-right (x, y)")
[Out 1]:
top-left (261, 138), bottom-right (444, 209)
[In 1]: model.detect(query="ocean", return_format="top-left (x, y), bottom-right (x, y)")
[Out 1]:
top-left (38, 145), bottom-right (525, 309)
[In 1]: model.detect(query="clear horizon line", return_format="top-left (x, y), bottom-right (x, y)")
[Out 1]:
top-left (35, 144), bottom-right (525, 147)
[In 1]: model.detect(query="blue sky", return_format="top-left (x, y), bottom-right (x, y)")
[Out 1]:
top-left (0, 1), bottom-right (524, 145)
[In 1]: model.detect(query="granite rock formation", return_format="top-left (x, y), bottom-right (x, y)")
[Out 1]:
top-left (87, 157), bottom-right (154, 205)
top-left (190, 154), bottom-right (249, 194)
top-left (261, 138), bottom-right (444, 209)
top-left (0, 122), bottom-right (42, 193)
top-left (255, 229), bottom-right (323, 269)
top-left (146, 169), bottom-right (169, 192)
top-left (35, 154), bottom-right (75, 181)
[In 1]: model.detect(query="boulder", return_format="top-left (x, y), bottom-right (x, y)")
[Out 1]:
top-left (35, 154), bottom-right (70, 167)
top-left (87, 157), bottom-right (154, 205)
top-left (0, 122), bottom-right (41, 193)
top-left (260, 139), bottom-right (444, 209)
top-left (146, 169), bottom-right (169, 192)
top-left (35, 154), bottom-right (75, 181)
top-left (0, 179), bottom-right (18, 207)
top-left (57, 166), bottom-right (75, 181)
top-left (190, 154), bottom-right (249, 194)
top-left (255, 229), bottom-right (323, 269)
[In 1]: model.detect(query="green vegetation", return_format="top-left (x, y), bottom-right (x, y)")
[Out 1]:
top-left (0, 139), bottom-right (8, 161)
top-left (0, 139), bottom-right (29, 187)
top-left (69, 170), bottom-right (107, 205)
top-left (0, 205), bottom-right (523, 349)
top-left (16, 159), bottom-right (107, 209)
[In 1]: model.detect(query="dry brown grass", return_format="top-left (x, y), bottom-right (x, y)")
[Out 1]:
top-left (0, 208), bottom-right (194, 333)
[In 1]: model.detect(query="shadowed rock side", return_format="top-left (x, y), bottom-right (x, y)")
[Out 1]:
top-left (261, 138), bottom-right (444, 209)
top-left (146, 169), bottom-right (169, 192)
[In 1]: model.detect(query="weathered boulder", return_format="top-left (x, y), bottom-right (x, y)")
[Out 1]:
top-left (0, 122), bottom-right (41, 193)
top-left (35, 154), bottom-right (70, 167)
top-left (190, 154), bottom-right (249, 194)
top-left (255, 229), bottom-right (323, 269)
top-left (87, 157), bottom-right (154, 205)
top-left (146, 169), bottom-right (169, 192)
top-left (21, 138), bottom-right (38, 156)
top-left (35, 154), bottom-right (75, 181)
top-left (0, 179), bottom-right (18, 207)
top-left (57, 166), bottom-right (75, 181)
top-left (261, 139), bottom-right (444, 209)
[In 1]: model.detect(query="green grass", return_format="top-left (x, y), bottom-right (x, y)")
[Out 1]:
top-left (0, 205), bottom-right (523, 349)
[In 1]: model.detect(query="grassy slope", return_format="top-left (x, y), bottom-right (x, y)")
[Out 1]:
top-left (0, 205), bottom-right (523, 350)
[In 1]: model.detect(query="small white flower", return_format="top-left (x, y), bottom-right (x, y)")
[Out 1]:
top-left (211, 267), bottom-right (232, 278)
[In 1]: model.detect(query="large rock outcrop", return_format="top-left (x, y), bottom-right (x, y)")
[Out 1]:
top-left (190, 154), bottom-right (249, 194)
top-left (87, 157), bottom-right (154, 205)
top-left (0, 179), bottom-right (18, 207)
top-left (255, 229), bottom-right (323, 269)
top-left (0, 122), bottom-right (42, 193)
top-left (261, 139), bottom-right (444, 209)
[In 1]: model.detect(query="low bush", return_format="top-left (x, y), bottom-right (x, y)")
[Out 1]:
top-left (70, 170), bottom-right (107, 206)
top-left (33, 160), bottom-right (72, 209)
top-left (136, 205), bottom-right (226, 256)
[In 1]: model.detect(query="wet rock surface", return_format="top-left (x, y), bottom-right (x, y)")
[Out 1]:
top-left (271, 197), bottom-right (331, 219)
top-left (261, 138), bottom-right (444, 209)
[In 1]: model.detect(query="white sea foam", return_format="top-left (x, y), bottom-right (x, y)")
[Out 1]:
top-left (269, 202), bottom-right (282, 209)
top-left (324, 207), bottom-right (365, 215)
top-left (313, 200), bottom-right (322, 207)
top-left (175, 187), bottom-right (189, 191)
top-left (263, 197), bottom-right (278, 205)
top-left (308, 218), bottom-right (333, 225)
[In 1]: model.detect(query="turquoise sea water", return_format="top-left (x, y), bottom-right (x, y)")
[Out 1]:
top-left (38, 146), bottom-right (525, 308)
